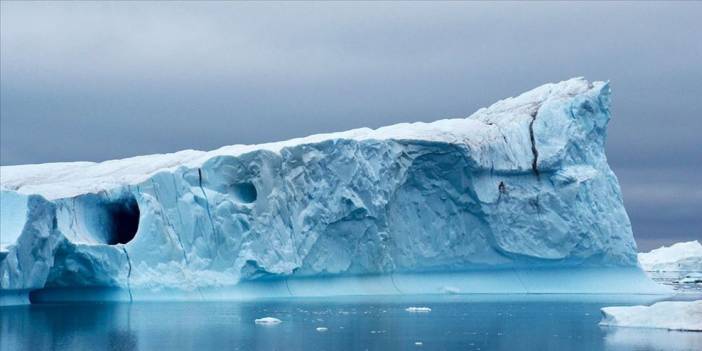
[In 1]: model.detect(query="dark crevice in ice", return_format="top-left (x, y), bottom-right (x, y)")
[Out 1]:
top-left (529, 110), bottom-right (540, 180)
top-left (389, 273), bottom-right (403, 294)
top-left (284, 278), bottom-right (294, 296)
top-left (153, 178), bottom-right (190, 265)
top-left (198, 168), bottom-right (220, 256)
top-left (121, 246), bottom-right (133, 302)
top-left (497, 181), bottom-right (507, 202)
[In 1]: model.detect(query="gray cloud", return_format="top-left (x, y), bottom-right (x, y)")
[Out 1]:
top-left (1, 2), bottom-right (700, 249)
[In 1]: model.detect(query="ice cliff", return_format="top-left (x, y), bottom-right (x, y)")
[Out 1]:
top-left (0, 78), bottom-right (666, 305)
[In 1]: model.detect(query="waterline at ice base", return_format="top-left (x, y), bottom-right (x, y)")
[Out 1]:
top-left (0, 78), bottom-right (669, 306)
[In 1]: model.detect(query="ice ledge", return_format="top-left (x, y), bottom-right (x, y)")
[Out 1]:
top-left (4, 267), bottom-right (668, 305)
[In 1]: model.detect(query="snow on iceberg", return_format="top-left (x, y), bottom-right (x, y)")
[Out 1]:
top-left (0, 78), bottom-right (667, 305)
top-left (638, 241), bottom-right (702, 273)
top-left (600, 300), bottom-right (702, 332)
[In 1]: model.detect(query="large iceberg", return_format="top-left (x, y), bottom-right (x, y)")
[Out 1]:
top-left (0, 78), bottom-right (667, 305)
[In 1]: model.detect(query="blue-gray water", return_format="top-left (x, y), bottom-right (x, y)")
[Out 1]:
top-left (2, 295), bottom-right (700, 351)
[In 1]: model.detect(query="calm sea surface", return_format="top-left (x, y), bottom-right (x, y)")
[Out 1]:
top-left (1, 294), bottom-right (700, 351)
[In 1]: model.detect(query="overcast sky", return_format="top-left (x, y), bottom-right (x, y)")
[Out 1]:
top-left (1, 2), bottom-right (700, 250)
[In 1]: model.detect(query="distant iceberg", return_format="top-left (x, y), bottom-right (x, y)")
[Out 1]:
top-left (0, 78), bottom-right (668, 305)
top-left (638, 241), bottom-right (702, 273)
top-left (600, 300), bottom-right (702, 332)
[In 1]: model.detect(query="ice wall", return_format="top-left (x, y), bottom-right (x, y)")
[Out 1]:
top-left (0, 78), bottom-right (666, 304)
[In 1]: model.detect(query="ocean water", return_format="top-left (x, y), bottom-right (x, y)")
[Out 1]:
top-left (2, 294), bottom-right (700, 351)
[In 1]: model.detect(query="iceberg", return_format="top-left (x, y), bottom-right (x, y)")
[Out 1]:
top-left (600, 300), bottom-right (702, 332)
top-left (0, 78), bottom-right (667, 305)
top-left (638, 241), bottom-right (702, 273)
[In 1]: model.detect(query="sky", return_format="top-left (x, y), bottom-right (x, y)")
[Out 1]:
top-left (1, 2), bottom-right (700, 250)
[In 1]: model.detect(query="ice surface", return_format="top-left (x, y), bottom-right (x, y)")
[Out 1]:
top-left (600, 300), bottom-right (702, 331)
top-left (0, 78), bottom-right (667, 305)
top-left (638, 241), bottom-right (702, 273)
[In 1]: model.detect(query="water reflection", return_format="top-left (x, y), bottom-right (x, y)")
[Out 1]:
top-left (1, 303), bottom-right (137, 351)
top-left (1, 296), bottom-right (699, 351)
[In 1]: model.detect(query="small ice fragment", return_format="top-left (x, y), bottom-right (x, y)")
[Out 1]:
top-left (405, 307), bottom-right (431, 313)
top-left (254, 317), bottom-right (282, 325)
top-left (415, 341), bottom-right (423, 346)
top-left (316, 327), bottom-right (328, 332)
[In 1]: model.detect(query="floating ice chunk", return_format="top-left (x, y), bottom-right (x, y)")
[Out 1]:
top-left (316, 327), bottom-right (328, 332)
top-left (600, 300), bottom-right (702, 331)
top-left (254, 317), bottom-right (282, 326)
top-left (405, 307), bottom-right (431, 313)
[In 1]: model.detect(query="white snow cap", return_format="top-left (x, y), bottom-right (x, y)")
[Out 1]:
top-left (600, 300), bottom-right (702, 332)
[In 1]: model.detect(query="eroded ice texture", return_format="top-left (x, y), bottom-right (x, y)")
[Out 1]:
top-left (0, 78), bottom-right (666, 304)
top-left (600, 300), bottom-right (702, 332)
